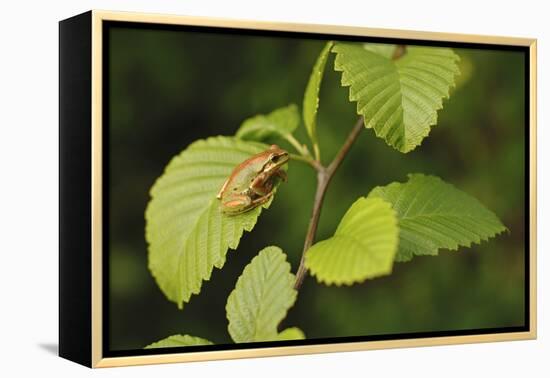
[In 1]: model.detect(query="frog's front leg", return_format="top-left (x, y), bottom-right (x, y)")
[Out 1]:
top-left (250, 171), bottom-right (272, 196)
top-left (274, 169), bottom-right (287, 182)
top-left (250, 169), bottom-right (286, 196)
top-left (220, 194), bottom-right (252, 214)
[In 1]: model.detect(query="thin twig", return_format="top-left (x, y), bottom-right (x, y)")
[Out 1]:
top-left (294, 169), bottom-right (328, 289)
top-left (327, 117), bottom-right (365, 177)
top-left (392, 45), bottom-right (407, 60)
top-left (285, 134), bottom-right (312, 158)
top-left (313, 143), bottom-right (321, 163)
top-left (289, 153), bottom-right (323, 172)
top-left (293, 117), bottom-right (364, 290)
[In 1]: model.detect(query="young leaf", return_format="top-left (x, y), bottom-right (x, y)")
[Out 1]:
top-left (144, 334), bottom-right (213, 349)
top-left (146, 136), bottom-right (279, 309)
top-left (276, 327), bottom-right (306, 341)
top-left (333, 43), bottom-right (460, 153)
top-left (236, 104), bottom-right (299, 142)
top-left (303, 41), bottom-right (334, 159)
top-left (305, 197), bottom-right (399, 286)
top-left (368, 174), bottom-right (507, 262)
top-left (226, 246), bottom-right (301, 343)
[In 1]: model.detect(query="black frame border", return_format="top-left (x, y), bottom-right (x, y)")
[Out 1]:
top-left (100, 20), bottom-right (531, 359)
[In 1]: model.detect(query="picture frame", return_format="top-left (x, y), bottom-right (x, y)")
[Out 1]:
top-left (59, 10), bottom-right (537, 368)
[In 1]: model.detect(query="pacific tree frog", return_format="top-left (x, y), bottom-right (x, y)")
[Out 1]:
top-left (217, 144), bottom-right (289, 215)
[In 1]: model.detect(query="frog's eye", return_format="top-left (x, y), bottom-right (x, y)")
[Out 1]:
top-left (271, 154), bottom-right (283, 163)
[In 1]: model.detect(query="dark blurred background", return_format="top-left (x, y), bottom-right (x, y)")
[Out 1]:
top-left (107, 25), bottom-right (525, 351)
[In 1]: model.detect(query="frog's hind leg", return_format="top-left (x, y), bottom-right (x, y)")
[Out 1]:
top-left (250, 191), bottom-right (274, 207)
top-left (221, 194), bottom-right (252, 214)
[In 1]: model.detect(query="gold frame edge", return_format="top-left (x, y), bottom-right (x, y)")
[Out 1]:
top-left (529, 40), bottom-right (537, 338)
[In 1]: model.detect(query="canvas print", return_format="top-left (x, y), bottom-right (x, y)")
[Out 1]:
top-left (105, 23), bottom-right (527, 354)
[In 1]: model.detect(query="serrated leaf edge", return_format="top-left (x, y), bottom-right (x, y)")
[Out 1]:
top-left (370, 173), bottom-right (507, 260)
top-left (306, 197), bottom-right (399, 286)
top-left (332, 43), bottom-right (460, 153)
top-left (145, 136), bottom-right (275, 309)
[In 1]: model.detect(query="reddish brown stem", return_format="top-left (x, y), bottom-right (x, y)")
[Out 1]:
top-left (294, 117), bottom-right (364, 290)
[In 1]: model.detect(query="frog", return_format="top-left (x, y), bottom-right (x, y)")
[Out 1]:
top-left (217, 144), bottom-right (289, 215)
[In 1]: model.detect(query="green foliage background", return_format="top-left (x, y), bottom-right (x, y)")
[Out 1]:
top-left (107, 26), bottom-right (526, 350)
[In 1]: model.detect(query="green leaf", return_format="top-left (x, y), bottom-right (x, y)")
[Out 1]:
top-left (305, 197), bottom-right (399, 286)
top-left (276, 327), bottom-right (306, 341)
top-left (333, 43), bottom-right (460, 153)
top-left (368, 174), bottom-right (507, 262)
top-left (144, 334), bottom-right (213, 349)
top-left (146, 136), bottom-right (278, 309)
top-left (236, 104), bottom-right (299, 142)
top-left (226, 246), bottom-right (300, 343)
top-left (303, 41), bottom-right (334, 158)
